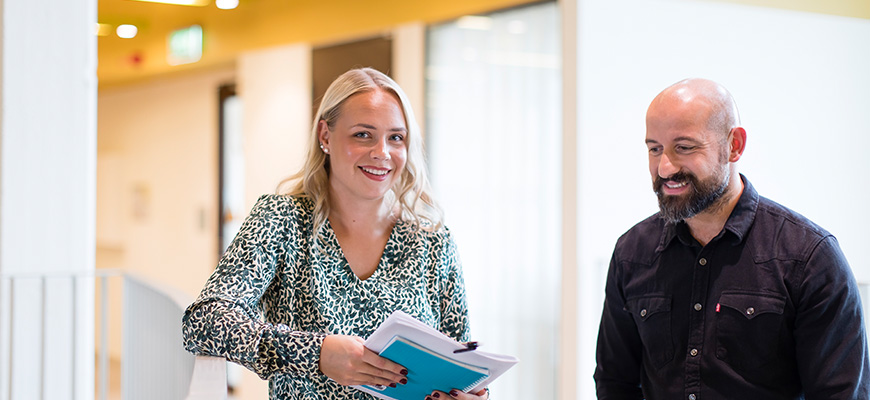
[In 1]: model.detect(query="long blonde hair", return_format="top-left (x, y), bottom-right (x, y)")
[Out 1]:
top-left (277, 67), bottom-right (443, 232)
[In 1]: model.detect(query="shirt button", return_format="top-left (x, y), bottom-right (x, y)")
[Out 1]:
top-left (690, 348), bottom-right (699, 357)
top-left (698, 258), bottom-right (707, 266)
top-left (689, 394), bottom-right (697, 400)
top-left (640, 309), bottom-right (647, 317)
top-left (694, 303), bottom-right (702, 311)
top-left (746, 307), bottom-right (755, 315)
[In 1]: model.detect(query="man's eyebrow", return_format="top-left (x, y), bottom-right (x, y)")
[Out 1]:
top-left (673, 136), bottom-right (703, 144)
top-left (645, 139), bottom-right (660, 145)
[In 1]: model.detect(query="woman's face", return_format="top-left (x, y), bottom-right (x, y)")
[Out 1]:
top-left (319, 89), bottom-right (408, 205)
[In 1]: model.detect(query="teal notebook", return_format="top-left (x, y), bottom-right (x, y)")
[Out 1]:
top-left (362, 336), bottom-right (490, 400)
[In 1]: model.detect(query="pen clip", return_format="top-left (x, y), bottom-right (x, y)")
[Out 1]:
top-left (453, 341), bottom-right (480, 354)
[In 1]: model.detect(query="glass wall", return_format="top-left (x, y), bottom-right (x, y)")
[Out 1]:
top-left (426, 3), bottom-right (561, 399)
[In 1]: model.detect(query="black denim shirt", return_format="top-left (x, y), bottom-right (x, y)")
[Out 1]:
top-left (594, 175), bottom-right (870, 400)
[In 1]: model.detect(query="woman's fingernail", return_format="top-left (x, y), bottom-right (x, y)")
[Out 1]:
top-left (400, 368), bottom-right (408, 375)
top-left (449, 390), bottom-right (459, 397)
top-left (389, 383), bottom-right (397, 388)
top-left (400, 378), bottom-right (408, 385)
top-left (433, 393), bottom-right (441, 398)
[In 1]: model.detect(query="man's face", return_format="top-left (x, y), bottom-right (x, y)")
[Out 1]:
top-left (645, 101), bottom-right (731, 223)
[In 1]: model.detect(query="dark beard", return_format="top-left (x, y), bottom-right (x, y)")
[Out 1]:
top-left (654, 168), bottom-right (729, 224)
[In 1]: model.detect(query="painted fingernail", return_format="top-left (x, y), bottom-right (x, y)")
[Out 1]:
top-left (390, 383), bottom-right (397, 388)
top-left (425, 397), bottom-right (432, 400)
top-left (400, 368), bottom-right (408, 375)
top-left (400, 378), bottom-right (408, 385)
top-left (449, 390), bottom-right (459, 397)
top-left (433, 393), bottom-right (441, 398)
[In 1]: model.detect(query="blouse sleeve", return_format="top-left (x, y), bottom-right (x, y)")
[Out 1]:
top-left (181, 195), bottom-right (326, 380)
top-left (436, 229), bottom-right (472, 343)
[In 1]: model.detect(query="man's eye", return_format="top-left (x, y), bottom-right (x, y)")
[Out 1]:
top-left (649, 147), bottom-right (662, 155)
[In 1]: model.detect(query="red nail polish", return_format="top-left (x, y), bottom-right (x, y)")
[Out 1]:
top-left (433, 393), bottom-right (441, 398)
top-left (400, 378), bottom-right (407, 385)
top-left (400, 368), bottom-right (408, 375)
top-left (450, 389), bottom-right (459, 397)
top-left (389, 383), bottom-right (397, 388)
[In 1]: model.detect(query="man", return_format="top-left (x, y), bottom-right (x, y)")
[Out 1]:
top-left (594, 78), bottom-right (870, 399)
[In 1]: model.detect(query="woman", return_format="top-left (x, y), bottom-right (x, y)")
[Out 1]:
top-left (182, 68), bottom-right (488, 400)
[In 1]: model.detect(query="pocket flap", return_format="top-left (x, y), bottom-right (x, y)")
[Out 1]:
top-left (625, 295), bottom-right (671, 321)
top-left (718, 292), bottom-right (785, 320)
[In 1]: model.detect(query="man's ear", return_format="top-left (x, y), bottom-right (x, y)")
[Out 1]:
top-left (728, 127), bottom-right (747, 162)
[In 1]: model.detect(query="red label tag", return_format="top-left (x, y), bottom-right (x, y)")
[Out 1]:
top-left (716, 303), bottom-right (721, 312)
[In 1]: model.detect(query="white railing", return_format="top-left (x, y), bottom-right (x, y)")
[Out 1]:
top-left (0, 270), bottom-right (222, 400)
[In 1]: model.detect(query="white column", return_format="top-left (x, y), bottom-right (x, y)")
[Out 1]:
top-left (0, 0), bottom-right (97, 398)
top-left (238, 44), bottom-right (312, 211)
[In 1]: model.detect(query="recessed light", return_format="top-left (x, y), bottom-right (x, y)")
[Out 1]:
top-left (215, 0), bottom-right (238, 10)
top-left (95, 23), bottom-right (113, 36)
top-left (128, 0), bottom-right (209, 6)
top-left (117, 24), bottom-right (138, 39)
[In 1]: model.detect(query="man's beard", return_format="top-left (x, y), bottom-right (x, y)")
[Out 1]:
top-left (654, 166), bottom-right (730, 224)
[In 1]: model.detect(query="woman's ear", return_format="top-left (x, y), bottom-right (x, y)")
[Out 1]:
top-left (317, 120), bottom-right (330, 147)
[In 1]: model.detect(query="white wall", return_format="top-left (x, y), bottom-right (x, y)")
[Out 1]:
top-left (0, 0), bottom-right (97, 398)
top-left (98, 68), bottom-right (234, 296)
top-left (572, 0), bottom-right (870, 397)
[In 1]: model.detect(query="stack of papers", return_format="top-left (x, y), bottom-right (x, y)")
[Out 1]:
top-left (353, 311), bottom-right (519, 400)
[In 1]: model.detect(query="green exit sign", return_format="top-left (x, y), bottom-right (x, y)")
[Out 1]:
top-left (168, 25), bottom-right (203, 65)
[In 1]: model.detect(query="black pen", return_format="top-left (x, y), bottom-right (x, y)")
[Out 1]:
top-left (453, 341), bottom-right (480, 353)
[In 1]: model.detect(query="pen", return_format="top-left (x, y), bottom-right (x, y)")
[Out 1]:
top-left (453, 341), bottom-right (481, 353)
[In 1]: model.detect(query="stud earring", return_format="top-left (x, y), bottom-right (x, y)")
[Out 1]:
top-left (320, 143), bottom-right (329, 153)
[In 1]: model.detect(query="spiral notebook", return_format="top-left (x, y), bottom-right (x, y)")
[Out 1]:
top-left (352, 310), bottom-right (519, 400)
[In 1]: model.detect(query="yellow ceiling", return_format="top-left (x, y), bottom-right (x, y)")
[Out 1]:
top-left (97, 0), bottom-right (538, 88)
top-left (97, 0), bottom-right (870, 88)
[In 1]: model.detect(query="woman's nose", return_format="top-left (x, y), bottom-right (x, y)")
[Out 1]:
top-left (370, 139), bottom-right (390, 160)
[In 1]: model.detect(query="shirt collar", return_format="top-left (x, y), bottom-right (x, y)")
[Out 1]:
top-left (657, 173), bottom-right (758, 251)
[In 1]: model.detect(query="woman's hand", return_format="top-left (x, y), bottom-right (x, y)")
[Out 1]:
top-left (318, 334), bottom-right (408, 387)
top-left (426, 388), bottom-right (489, 400)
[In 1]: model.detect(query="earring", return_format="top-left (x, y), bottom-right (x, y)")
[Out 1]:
top-left (320, 143), bottom-right (329, 154)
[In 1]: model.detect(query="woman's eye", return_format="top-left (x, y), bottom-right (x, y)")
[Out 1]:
top-left (354, 131), bottom-right (370, 138)
top-left (390, 134), bottom-right (405, 142)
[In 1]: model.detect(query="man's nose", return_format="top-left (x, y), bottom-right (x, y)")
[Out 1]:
top-left (658, 152), bottom-right (679, 179)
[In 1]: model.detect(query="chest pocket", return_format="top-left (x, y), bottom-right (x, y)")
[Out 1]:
top-left (716, 291), bottom-right (786, 374)
top-left (625, 295), bottom-right (674, 369)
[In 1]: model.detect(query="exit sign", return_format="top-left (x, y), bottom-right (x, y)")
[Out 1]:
top-left (168, 25), bottom-right (203, 65)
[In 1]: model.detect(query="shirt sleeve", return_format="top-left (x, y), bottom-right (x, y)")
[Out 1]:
top-left (181, 195), bottom-right (326, 380)
top-left (593, 252), bottom-right (645, 400)
top-left (794, 235), bottom-right (870, 399)
top-left (436, 229), bottom-right (471, 343)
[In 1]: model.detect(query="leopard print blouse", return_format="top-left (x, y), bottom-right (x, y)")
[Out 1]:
top-left (182, 194), bottom-right (471, 399)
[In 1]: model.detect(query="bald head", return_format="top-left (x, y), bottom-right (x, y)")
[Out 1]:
top-left (647, 78), bottom-right (741, 142)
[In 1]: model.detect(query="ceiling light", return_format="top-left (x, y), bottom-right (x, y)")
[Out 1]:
top-left (215, 0), bottom-right (238, 10)
top-left (456, 16), bottom-right (492, 31)
top-left (127, 0), bottom-right (209, 6)
top-left (95, 23), bottom-right (113, 37)
top-left (116, 24), bottom-right (139, 39)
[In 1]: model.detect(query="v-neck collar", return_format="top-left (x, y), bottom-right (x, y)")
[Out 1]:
top-left (317, 218), bottom-right (409, 282)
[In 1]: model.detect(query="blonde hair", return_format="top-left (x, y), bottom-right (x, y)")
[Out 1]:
top-left (277, 67), bottom-right (443, 232)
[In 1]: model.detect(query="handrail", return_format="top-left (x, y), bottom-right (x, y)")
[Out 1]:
top-left (0, 270), bottom-right (222, 400)
top-left (184, 356), bottom-right (228, 400)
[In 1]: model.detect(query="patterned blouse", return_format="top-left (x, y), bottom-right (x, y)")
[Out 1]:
top-left (182, 194), bottom-right (471, 399)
